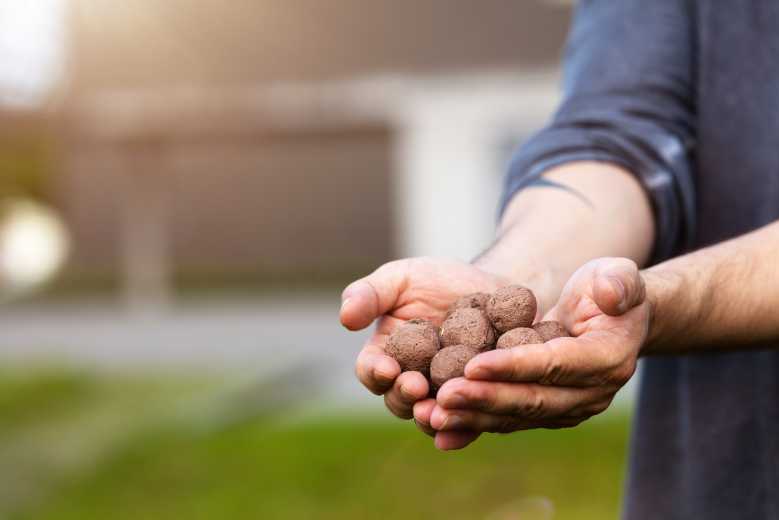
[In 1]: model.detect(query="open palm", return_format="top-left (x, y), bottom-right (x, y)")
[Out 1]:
top-left (340, 257), bottom-right (507, 441)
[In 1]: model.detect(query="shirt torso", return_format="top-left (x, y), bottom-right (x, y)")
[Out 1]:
top-left (626, 3), bottom-right (779, 519)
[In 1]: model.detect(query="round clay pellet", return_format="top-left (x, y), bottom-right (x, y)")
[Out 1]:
top-left (533, 320), bottom-right (570, 342)
top-left (440, 307), bottom-right (496, 351)
top-left (486, 285), bottom-right (537, 333)
top-left (430, 344), bottom-right (480, 389)
top-left (384, 318), bottom-right (440, 376)
top-left (496, 327), bottom-right (544, 349)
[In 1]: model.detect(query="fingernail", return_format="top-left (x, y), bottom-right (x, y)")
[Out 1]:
top-left (374, 361), bottom-right (395, 382)
top-left (431, 407), bottom-right (446, 429)
top-left (400, 384), bottom-right (415, 401)
top-left (340, 297), bottom-right (351, 313)
top-left (441, 414), bottom-right (464, 431)
top-left (609, 277), bottom-right (626, 309)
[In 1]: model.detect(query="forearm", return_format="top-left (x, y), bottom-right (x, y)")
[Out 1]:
top-left (476, 161), bottom-right (655, 312)
top-left (643, 221), bottom-right (779, 354)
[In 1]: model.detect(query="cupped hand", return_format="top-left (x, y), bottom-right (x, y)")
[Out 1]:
top-left (424, 257), bottom-right (650, 450)
top-left (340, 257), bottom-right (507, 440)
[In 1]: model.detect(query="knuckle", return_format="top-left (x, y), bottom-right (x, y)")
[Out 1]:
top-left (490, 415), bottom-right (518, 434)
top-left (517, 388), bottom-right (546, 419)
top-left (540, 354), bottom-right (565, 385)
top-left (471, 383), bottom-right (499, 412)
top-left (609, 361), bottom-right (636, 386)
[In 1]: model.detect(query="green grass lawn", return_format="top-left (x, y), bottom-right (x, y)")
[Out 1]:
top-left (0, 369), bottom-right (631, 520)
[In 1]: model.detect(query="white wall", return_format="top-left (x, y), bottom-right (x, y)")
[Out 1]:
top-left (393, 72), bottom-right (560, 260)
top-left (0, 0), bottom-right (66, 106)
top-left (63, 71), bottom-right (561, 286)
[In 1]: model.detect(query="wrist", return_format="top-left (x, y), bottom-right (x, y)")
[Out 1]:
top-left (640, 270), bottom-right (663, 354)
top-left (640, 266), bottom-right (691, 354)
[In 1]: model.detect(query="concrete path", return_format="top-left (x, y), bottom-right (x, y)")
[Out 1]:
top-left (0, 293), bottom-right (377, 406)
top-left (0, 293), bottom-right (636, 408)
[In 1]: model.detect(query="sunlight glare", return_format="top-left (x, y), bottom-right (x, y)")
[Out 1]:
top-left (0, 199), bottom-right (70, 294)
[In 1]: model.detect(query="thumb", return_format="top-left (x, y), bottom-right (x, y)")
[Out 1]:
top-left (591, 257), bottom-right (646, 317)
top-left (340, 260), bottom-right (408, 331)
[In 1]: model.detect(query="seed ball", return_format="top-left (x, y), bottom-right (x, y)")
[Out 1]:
top-left (384, 319), bottom-right (440, 376)
top-left (533, 320), bottom-right (570, 342)
top-left (496, 327), bottom-right (544, 349)
top-left (446, 292), bottom-right (490, 317)
top-left (486, 285), bottom-right (537, 333)
top-left (430, 345), bottom-right (480, 389)
top-left (440, 308), bottom-right (497, 351)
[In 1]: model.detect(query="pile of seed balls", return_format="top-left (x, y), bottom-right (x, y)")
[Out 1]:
top-left (384, 285), bottom-right (570, 390)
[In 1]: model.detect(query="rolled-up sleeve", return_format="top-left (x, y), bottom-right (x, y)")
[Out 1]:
top-left (500, 0), bottom-right (697, 262)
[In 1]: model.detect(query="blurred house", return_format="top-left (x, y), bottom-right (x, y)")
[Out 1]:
top-left (57, 0), bottom-right (572, 301)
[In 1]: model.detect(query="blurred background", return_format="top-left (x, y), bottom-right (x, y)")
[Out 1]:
top-left (0, 1), bottom-right (634, 518)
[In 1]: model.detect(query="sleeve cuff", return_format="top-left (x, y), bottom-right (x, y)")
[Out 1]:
top-left (499, 128), bottom-right (695, 264)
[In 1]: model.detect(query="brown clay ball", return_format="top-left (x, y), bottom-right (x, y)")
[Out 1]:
top-left (440, 307), bottom-right (497, 351)
top-left (486, 285), bottom-right (537, 333)
top-left (446, 292), bottom-right (490, 317)
top-left (533, 320), bottom-right (570, 342)
top-left (384, 319), bottom-right (440, 376)
top-left (430, 344), bottom-right (480, 389)
top-left (496, 327), bottom-right (544, 349)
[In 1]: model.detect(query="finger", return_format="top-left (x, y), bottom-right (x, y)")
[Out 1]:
top-left (431, 406), bottom-right (583, 434)
top-left (373, 315), bottom-right (406, 337)
top-left (413, 398), bottom-right (437, 436)
top-left (340, 260), bottom-right (409, 330)
top-left (464, 336), bottom-right (613, 386)
top-left (435, 378), bottom-right (602, 418)
top-left (383, 371), bottom-right (430, 419)
top-left (552, 257), bottom-right (644, 332)
top-left (592, 258), bottom-right (645, 316)
top-left (355, 342), bottom-right (400, 395)
top-left (434, 430), bottom-right (481, 451)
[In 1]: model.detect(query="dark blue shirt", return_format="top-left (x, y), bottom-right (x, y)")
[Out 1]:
top-left (503, 1), bottom-right (779, 518)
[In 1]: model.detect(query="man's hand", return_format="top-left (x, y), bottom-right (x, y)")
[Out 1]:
top-left (421, 257), bottom-right (650, 450)
top-left (340, 257), bottom-right (509, 441)
top-left (339, 162), bottom-right (657, 449)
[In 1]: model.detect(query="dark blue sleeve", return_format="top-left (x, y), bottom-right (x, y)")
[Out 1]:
top-left (500, 0), bottom-right (696, 263)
